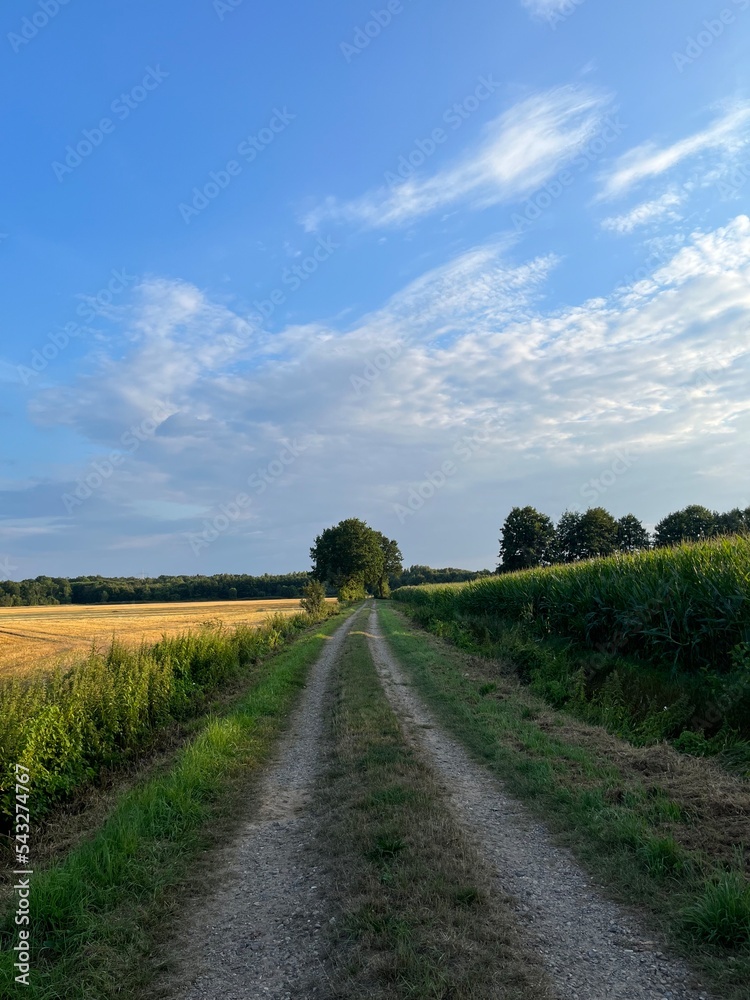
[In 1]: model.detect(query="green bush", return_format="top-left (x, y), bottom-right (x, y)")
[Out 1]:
top-left (338, 576), bottom-right (368, 603)
top-left (300, 579), bottom-right (328, 617)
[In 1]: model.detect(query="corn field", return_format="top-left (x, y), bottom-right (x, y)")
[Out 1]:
top-left (393, 536), bottom-right (750, 674)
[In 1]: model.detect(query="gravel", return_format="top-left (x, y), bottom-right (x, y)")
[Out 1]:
top-left (158, 610), bottom-right (363, 1000)
top-left (366, 605), bottom-right (717, 1000)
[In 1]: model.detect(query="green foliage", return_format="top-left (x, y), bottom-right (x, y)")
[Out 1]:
top-left (373, 531), bottom-right (403, 598)
top-left (310, 518), bottom-right (402, 598)
top-left (616, 513), bottom-right (651, 553)
top-left (0, 571), bottom-right (316, 607)
top-left (338, 576), bottom-right (368, 604)
top-left (682, 874), bottom-right (750, 947)
top-left (393, 536), bottom-right (750, 756)
top-left (0, 608), bottom-right (337, 829)
top-left (0, 566), bottom-right (489, 608)
top-left (300, 579), bottom-right (328, 616)
top-left (394, 566), bottom-right (491, 588)
top-left (557, 507), bottom-right (620, 562)
top-left (655, 504), bottom-right (720, 547)
top-left (498, 506), bottom-right (556, 572)
top-left (494, 499), bottom-right (750, 577)
top-left (394, 535), bottom-right (750, 674)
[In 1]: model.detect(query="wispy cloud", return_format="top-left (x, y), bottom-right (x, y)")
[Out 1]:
top-left (10, 215), bottom-right (750, 573)
top-left (601, 190), bottom-right (684, 235)
top-left (599, 104), bottom-right (750, 200)
top-left (303, 86), bottom-right (610, 231)
top-left (521, 0), bottom-right (574, 16)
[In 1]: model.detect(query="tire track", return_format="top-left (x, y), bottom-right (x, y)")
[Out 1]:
top-left (157, 608), bottom-right (366, 1000)
top-left (366, 605), bottom-right (715, 1000)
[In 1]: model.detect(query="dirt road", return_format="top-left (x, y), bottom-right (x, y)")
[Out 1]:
top-left (159, 603), bottom-right (717, 999)
top-left (156, 606), bottom-right (365, 999)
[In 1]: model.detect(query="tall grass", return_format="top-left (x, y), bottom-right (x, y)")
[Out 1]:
top-left (0, 610), bottom-right (333, 829)
top-left (394, 537), bottom-right (750, 673)
top-left (393, 537), bottom-right (750, 751)
top-left (0, 610), bottom-right (350, 1000)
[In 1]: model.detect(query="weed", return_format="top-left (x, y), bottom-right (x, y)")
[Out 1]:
top-left (682, 874), bottom-right (750, 947)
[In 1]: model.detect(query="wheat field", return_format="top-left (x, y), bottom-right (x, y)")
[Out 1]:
top-left (0, 599), bottom-right (308, 678)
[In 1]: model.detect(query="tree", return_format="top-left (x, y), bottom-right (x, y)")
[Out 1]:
top-left (578, 507), bottom-right (619, 559)
top-left (310, 518), bottom-right (388, 597)
top-left (654, 505), bottom-right (716, 547)
top-left (372, 531), bottom-right (403, 598)
top-left (556, 510), bottom-right (583, 562)
top-left (497, 506), bottom-right (556, 572)
top-left (715, 508), bottom-right (750, 536)
top-left (556, 508), bottom-right (618, 562)
top-left (616, 514), bottom-right (650, 553)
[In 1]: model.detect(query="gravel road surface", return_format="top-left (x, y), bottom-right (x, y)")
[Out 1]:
top-left (159, 609), bottom-right (364, 1000)
top-left (366, 605), bottom-right (716, 1000)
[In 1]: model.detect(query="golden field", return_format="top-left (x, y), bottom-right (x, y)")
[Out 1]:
top-left (0, 599), bottom-right (308, 678)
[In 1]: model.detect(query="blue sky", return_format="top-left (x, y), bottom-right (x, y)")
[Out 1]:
top-left (1, 0), bottom-right (750, 579)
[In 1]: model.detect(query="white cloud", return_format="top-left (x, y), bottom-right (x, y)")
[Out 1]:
top-left (521, 0), bottom-right (575, 16)
top-left (10, 217), bottom-right (750, 574)
top-left (600, 104), bottom-right (750, 200)
top-left (303, 86), bottom-right (610, 230)
top-left (601, 190), bottom-right (684, 235)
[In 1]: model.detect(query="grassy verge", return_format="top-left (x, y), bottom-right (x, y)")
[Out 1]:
top-left (318, 623), bottom-right (552, 999)
top-left (394, 597), bottom-right (750, 778)
top-left (377, 604), bottom-right (750, 1000)
top-left (392, 537), bottom-right (750, 772)
top-left (0, 609), bottom-right (352, 999)
top-left (0, 610), bottom-right (331, 831)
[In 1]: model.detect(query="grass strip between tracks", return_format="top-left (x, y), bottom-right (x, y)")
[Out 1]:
top-left (377, 604), bottom-right (750, 1000)
top-left (0, 609), bottom-right (353, 1000)
top-left (318, 620), bottom-right (552, 999)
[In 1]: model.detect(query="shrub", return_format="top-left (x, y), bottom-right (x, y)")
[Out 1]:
top-left (300, 579), bottom-right (327, 617)
top-left (339, 576), bottom-right (368, 603)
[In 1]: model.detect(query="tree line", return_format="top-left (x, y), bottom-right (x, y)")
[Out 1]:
top-left (498, 503), bottom-right (750, 573)
top-left (0, 557), bottom-right (487, 608)
top-left (0, 572), bottom-right (314, 608)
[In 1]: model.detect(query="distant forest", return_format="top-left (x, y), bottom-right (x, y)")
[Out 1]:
top-left (0, 566), bottom-right (488, 608)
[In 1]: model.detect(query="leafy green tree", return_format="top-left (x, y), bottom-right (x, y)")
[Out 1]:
top-left (556, 508), bottom-right (618, 561)
top-left (616, 514), bottom-right (650, 553)
top-left (556, 510), bottom-right (583, 562)
top-left (715, 508), bottom-right (750, 536)
top-left (372, 531), bottom-right (403, 598)
top-left (654, 505), bottom-right (717, 547)
top-left (310, 518), bottom-right (386, 597)
top-left (578, 507), bottom-right (618, 558)
top-left (498, 506), bottom-right (556, 572)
